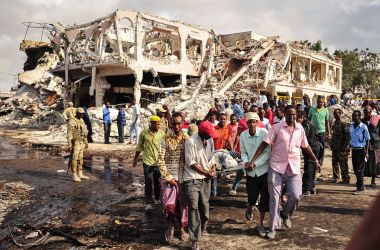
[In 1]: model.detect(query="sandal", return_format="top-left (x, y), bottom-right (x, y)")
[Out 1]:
top-left (165, 227), bottom-right (174, 243)
top-left (181, 231), bottom-right (189, 241)
top-left (246, 206), bottom-right (254, 220)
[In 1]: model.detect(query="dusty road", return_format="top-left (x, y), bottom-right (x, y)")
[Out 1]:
top-left (0, 130), bottom-right (379, 249)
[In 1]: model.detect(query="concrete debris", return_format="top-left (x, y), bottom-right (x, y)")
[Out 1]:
top-left (0, 9), bottom-right (343, 140)
top-left (0, 181), bottom-right (34, 224)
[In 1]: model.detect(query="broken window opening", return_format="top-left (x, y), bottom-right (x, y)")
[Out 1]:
top-left (186, 37), bottom-right (202, 65)
top-left (118, 17), bottom-right (136, 57)
top-left (104, 74), bottom-right (135, 105)
top-left (73, 77), bottom-right (93, 107)
top-left (142, 24), bottom-right (181, 62)
top-left (310, 62), bottom-right (326, 82)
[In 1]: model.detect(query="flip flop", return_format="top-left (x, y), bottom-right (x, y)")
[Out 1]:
top-left (246, 208), bottom-right (254, 220)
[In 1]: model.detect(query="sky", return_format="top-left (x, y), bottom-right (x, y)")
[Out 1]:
top-left (0, 0), bottom-right (379, 91)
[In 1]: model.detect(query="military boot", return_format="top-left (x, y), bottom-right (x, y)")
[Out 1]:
top-left (72, 173), bottom-right (81, 182)
top-left (78, 166), bottom-right (89, 180)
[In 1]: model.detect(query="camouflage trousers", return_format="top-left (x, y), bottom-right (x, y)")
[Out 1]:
top-left (71, 141), bottom-right (85, 174)
top-left (332, 150), bottom-right (350, 181)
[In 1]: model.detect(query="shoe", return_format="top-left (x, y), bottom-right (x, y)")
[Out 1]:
top-left (246, 206), bottom-right (255, 220)
top-left (310, 188), bottom-right (317, 195)
top-left (154, 199), bottom-right (161, 205)
top-left (78, 171), bottom-right (90, 180)
top-left (202, 230), bottom-right (210, 236)
top-left (302, 191), bottom-right (311, 196)
top-left (280, 211), bottom-right (291, 229)
top-left (72, 174), bottom-right (81, 182)
top-left (339, 180), bottom-right (350, 184)
top-left (352, 190), bottom-right (364, 195)
top-left (257, 225), bottom-right (266, 237)
top-left (266, 230), bottom-right (276, 240)
top-left (191, 241), bottom-right (200, 250)
top-left (229, 188), bottom-right (237, 196)
top-left (371, 180), bottom-right (376, 188)
top-left (144, 204), bottom-right (154, 212)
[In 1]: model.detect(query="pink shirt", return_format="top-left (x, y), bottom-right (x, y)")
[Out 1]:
top-left (264, 121), bottom-right (309, 175)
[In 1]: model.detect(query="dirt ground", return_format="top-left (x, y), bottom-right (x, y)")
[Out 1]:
top-left (0, 128), bottom-right (379, 249)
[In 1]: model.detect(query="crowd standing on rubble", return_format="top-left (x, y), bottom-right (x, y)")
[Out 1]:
top-left (63, 93), bottom-right (380, 249)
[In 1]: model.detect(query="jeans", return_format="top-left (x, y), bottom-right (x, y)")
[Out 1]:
top-left (211, 174), bottom-right (221, 197)
top-left (352, 148), bottom-right (366, 191)
top-left (232, 169), bottom-right (245, 189)
top-left (316, 132), bottom-right (325, 165)
top-left (117, 124), bottom-right (125, 142)
top-left (129, 124), bottom-right (141, 144)
top-left (103, 123), bottom-right (111, 143)
top-left (183, 178), bottom-right (211, 242)
top-left (143, 164), bottom-right (161, 203)
top-left (302, 153), bottom-right (317, 192)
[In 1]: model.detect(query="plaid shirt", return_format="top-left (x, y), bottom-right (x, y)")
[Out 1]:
top-left (158, 130), bottom-right (189, 183)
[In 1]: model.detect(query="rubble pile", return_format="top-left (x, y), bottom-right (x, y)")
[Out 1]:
top-left (0, 181), bottom-right (34, 223)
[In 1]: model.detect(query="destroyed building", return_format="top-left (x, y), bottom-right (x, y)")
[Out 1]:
top-left (0, 9), bottom-right (342, 130)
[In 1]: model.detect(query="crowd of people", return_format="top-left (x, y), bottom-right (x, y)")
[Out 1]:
top-left (63, 94), bottom-right (380, 250)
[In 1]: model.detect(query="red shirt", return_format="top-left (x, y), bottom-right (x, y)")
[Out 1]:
top-left (238, 117), bottom-right (265, 132)
top-left (213, 125), bottom-right (230, 150)
top-left (264, 109), bottom-right (274, 125)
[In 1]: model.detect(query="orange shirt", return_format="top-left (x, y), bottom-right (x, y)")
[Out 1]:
top-left (214, 125), bottom-right (230, 150)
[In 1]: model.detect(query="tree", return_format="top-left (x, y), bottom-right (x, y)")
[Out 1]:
top-left (310, 40), bottom-right (322, 52)
top-left (334, 49), bottom-right (380, 94)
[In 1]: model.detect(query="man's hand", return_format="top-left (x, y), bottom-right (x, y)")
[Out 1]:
top-left (167, 178), bottom-right (178, 186)
top-left (132, 159), bottom-right (138, 168)
top-left (245, 162), bottom-right (253, 171)
top-left (315, 161), bottom-right (322, 173)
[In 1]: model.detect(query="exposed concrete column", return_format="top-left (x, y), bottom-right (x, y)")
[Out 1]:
top-left (135, 13), bottom-right (143, 62)
top-left (309, 59), bottom-right (312, 81)
top-left (89, 66), bottom-right (96, 96)
top-left (325, 63), bottom-right (329, 85)
top-left (181, 71), bottom-right (187, 90)
top-left (113, 14), bottom-right (124, 60)
top-left (95, 77), bottom-right (111, 107)
top-left (133, 67), bottom-right (143, 105)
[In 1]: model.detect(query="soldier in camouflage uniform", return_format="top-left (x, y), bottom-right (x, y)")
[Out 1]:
top-left (67, 108), bottom-right (89, 182)
top-left (331, 109), bottom-right (351, 184)
top-left (62, 102), bottom-right (76, 121)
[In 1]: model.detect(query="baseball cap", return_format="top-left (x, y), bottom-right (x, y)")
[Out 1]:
top-left (198, 121), bottom-right (218, 139)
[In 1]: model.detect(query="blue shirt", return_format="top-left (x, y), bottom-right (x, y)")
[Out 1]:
top-left (330, 98), bottom-right (336, 106)
top-left (117, 109), bottom-right (126, 125)
top-left (103, 107), bottom-right (111, 124)
top-left (232, 104), bottom-right (244, 120)
top-left (350, 122), bottom-right (370, 148)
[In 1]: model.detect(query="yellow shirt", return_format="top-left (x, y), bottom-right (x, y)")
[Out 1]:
top-left (136, 129), bottom-right (165, 166)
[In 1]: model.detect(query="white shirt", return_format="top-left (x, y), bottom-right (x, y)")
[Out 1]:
top-left (183, 134), bottom-right (216, 181)
top-left (131, 104), bottom-right (140, 125)
top-left (258, 95), bottom-right (268, 108)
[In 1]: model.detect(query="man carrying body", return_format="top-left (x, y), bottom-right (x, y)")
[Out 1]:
top-left (129, 98), bottom-right (141, 144)
top-left (308, 96), bottom-right (331, 165)
top-left (249, 106), bottom-right (321, 239)
top-left (240, 112), bottom-right (271, 236)
top-left (158, 112), bottom-right (189, 242)
top-left (67, 108), bottom-right (89, 182)
top-left (331, 109), bottom-right (351, 184)
top-left (133, 116), bottom-right (166, 210)
top-left (183, 121), bottom-right (217, 250)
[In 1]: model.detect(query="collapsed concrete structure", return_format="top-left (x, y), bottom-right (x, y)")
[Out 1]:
top-left (0, 9), bottom-right (343, 130)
